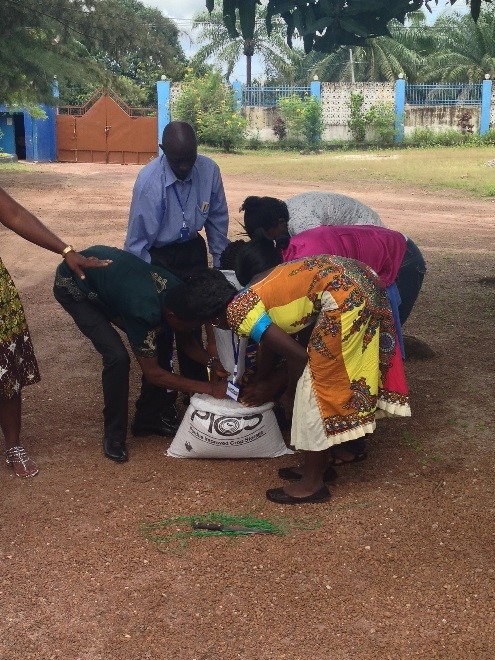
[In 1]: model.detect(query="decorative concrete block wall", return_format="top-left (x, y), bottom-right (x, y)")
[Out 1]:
top-left (320, 82), bottom-right (394, 141)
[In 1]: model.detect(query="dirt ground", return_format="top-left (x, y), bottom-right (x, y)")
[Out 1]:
top-left (0, 161), bottom-right (494, 660)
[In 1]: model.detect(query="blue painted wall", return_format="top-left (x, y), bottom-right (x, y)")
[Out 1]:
top-left (0, 112), bottom-right (16, 154)
top-left (0, 105), bottom-right (56, 161)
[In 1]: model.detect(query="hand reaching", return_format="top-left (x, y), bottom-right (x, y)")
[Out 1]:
top-left (210, 359), bottom-right (230, 382)
top-left (239, 379), bottom-right (277, 407)
top-left (210, 378), bottom-right (228, 399)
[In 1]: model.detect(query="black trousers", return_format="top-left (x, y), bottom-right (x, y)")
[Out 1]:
top-left (396, 238), bottom-right (427, 326)
top-left (53, 285), bottom-right (131, 444)
top-left (134, 234), bottom-right (209, 422)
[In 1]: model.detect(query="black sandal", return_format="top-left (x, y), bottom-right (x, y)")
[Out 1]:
top-left (278, 465), bottom-right (337, 483)
top-left (266, 485), bottom-right (330, 505)
top-left (329, 450), bottom-right (367, 466)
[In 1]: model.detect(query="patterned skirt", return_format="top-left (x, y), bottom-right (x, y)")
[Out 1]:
top-left (0, 258), bottom-right (40, 399)
top-left (291, 287), bottom-right (410, 452)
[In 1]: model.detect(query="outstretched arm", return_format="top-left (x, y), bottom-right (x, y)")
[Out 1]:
top-left (175, 331), bottom-right (229, 380)
top-left (136, 355), bottom-right (227, 399)
top-left (0, 187), bottom-right (111, 279)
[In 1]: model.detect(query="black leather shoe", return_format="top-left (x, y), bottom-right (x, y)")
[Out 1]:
top-left (131, 412), bottom-right (180, 437)
top-left (266, 485), bottom-right (330, 505)
top-left (103, 438), bottom-right (128, 463)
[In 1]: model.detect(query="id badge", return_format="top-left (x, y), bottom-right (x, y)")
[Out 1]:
top-left (226, 381), bottom-right (240, 401)
top-left (179, 226), bottom-right (190, 242)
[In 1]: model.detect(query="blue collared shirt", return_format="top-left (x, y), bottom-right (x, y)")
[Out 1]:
top-left (124, 153), bottom-right (229, 267)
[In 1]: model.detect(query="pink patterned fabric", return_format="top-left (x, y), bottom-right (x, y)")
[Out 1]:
top-left (281, 225), bottom-right (407, 287)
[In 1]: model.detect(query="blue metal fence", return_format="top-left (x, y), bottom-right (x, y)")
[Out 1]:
top-left (406, 83), bottom-right (482, 106)
top-left (242, 85), bottom-right (311, 107)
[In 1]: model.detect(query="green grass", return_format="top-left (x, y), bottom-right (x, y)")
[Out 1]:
top-left (206, 146), bottom-right (495, 198)
top-left (0, 162), bottom-right (27, 173)
top-left (3, 145), bottom-right (494, 197)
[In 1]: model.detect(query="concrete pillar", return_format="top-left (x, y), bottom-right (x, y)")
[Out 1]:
top-left (394, 77), bottom-right (406, 143)
top-left (232, 80), bottom-right (242, 110)
top-left (156, 78), bottom-right (171, 152)
top-left (480, 77), bottom-right (492, 136)
top-left (310, 79), bottom-right (321, 101)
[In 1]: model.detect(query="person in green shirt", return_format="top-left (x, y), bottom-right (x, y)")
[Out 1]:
top-left (53, 246), bottom-right (228, 463)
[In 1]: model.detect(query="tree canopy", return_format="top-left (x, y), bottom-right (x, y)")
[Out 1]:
top-left (206, 1), bottom-right (491, 54)
top-left (193, 1), bottom-right (301, 84)
top-left (421, 9), bottom-right (495, 82)
top-left (0, 0), bottom-right (185, 106)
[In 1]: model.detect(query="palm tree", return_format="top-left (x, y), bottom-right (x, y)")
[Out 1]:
top-left (301, 11), bottom-right (432, 83)
top-left (421, 10), bottom-right (495, 82)
top-left (191, 1), bottom-right (302, 85)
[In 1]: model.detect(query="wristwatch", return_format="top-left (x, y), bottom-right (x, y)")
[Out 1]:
top-left (61, 245), bottom-right (75, 258)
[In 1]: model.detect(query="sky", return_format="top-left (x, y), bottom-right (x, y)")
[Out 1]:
top-left (141, 1), bottom-right (470, 81)
top-left (143, 0), bottom-right (204, 19)
top-left (142, 0), bottom-right (263, 81)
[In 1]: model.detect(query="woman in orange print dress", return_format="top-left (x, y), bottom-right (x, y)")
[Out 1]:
top-left (164, 255), bottom-right (411, 504)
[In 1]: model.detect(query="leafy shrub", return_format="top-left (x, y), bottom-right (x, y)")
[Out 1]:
top-left (458, 111), bottom-right (474, 134)
top-left (348, 92), bottom-right (367, 142)
top-left (272, 116), bottom-right (287, 141)
top-left (468, 129), bottom-right (495, 146)
top-left (277, 94), bottom-right (323, 150)
top-left (365, 102), bottom-right (396, 145)
top-left (277, 95), bottom-right (305, 144)
top-left (172, 70), bottom-right (247, 152)
top-left (403, 128), bottom-right (479, 147)
top-left (348, 92), bottom-right (396, 145)
top-left (246, 131), bottom-right (263, 150)
top-left (302, 95), bottom-right (324, 150)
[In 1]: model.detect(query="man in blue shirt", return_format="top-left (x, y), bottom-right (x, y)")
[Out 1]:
top-left (124, 121), bottom-right (230, 437)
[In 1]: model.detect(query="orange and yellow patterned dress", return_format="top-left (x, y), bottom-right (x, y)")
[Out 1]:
top-left (226, 256), bottom-right (410, 451)
top-left (0, 257), bottom-right (40, 399)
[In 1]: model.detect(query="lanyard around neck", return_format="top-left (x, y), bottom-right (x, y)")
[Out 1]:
top-left (172, 181), bottom-right (192, 228)
top-left (231, 332), bottom-right (241, 383)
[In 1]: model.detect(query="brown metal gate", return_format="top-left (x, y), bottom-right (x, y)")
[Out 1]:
top-left (57, 90), bottom-right (157, 164)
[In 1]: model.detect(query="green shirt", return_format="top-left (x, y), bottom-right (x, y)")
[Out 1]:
top-left (55, 246), bottom-right (182, 357)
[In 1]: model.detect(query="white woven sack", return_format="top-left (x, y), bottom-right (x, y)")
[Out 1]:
top-left (286, 191), bottom-right (385, 235)
top-left (213, 328), bottom-right (248, 382)
top-left (220, 269), bottom-right (242, 290)
top-left (215, 270), bottom-right (248, 381)
top-left (167, 393), bottom-right (293, 459)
